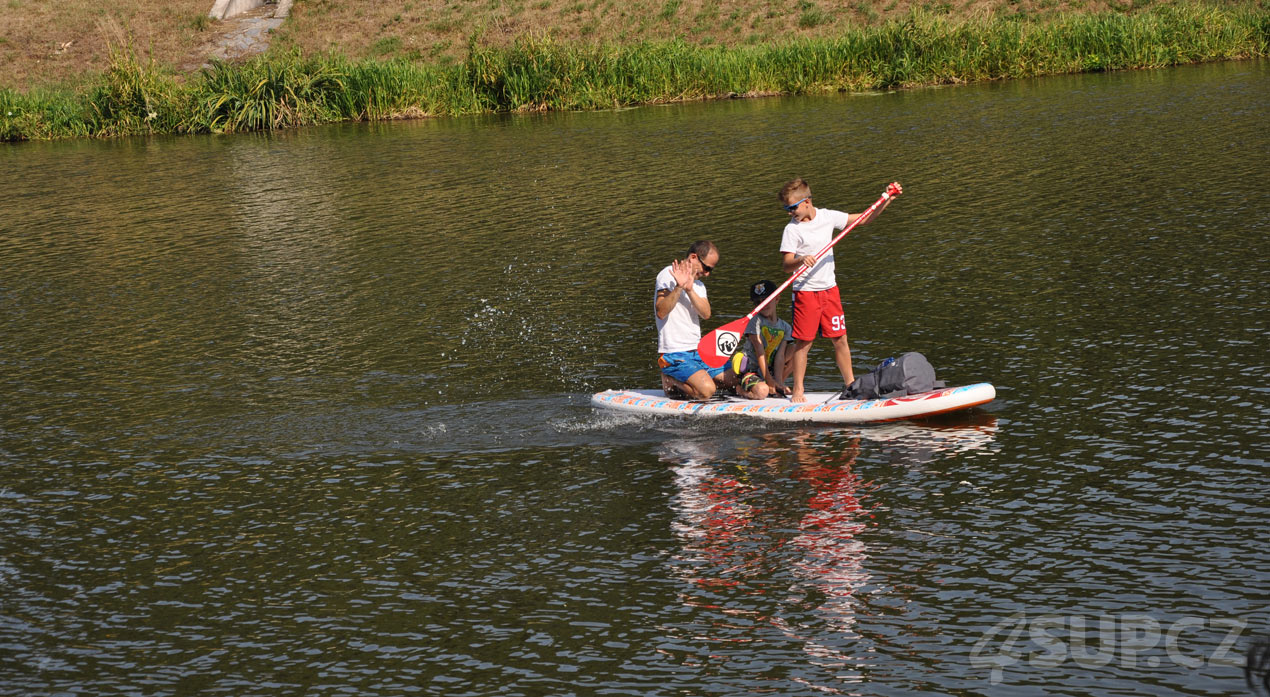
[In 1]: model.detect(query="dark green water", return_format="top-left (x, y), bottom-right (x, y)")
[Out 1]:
top-left (1, 60), bottom-right (1267, 696)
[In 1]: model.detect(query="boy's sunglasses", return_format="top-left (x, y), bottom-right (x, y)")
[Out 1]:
top-left (783, 197), bottom-right (808, 212)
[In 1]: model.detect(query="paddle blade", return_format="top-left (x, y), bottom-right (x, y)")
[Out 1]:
top-left (697, 316), bottom-right (749, 368)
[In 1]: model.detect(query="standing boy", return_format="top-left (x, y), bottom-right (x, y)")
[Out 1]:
top-left (655, 240), bottom-right (724, 400)
top-left (778, 178), bottom-right (899, 402)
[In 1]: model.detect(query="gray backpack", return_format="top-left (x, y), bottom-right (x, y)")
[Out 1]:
top-left (842, 352), bottom-right (944, 400)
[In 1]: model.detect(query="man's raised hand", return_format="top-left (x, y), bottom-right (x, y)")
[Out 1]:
top-left (671, 258), bottom-right (695, 288)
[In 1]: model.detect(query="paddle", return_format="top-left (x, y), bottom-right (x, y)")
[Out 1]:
top-left (696, 182), bottom-right (903, 368)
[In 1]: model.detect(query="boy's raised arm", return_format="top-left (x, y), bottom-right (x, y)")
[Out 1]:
top-left (846, 181), bottom-right (902, 226)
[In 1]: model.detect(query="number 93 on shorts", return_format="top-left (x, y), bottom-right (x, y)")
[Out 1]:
top-left (791, 286), bottom-right (847, 341)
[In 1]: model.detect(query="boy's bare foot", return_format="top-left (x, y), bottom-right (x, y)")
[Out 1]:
top-left (791, 391), bottom-right (806, 403)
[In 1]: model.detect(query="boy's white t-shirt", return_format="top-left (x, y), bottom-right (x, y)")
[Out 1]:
top-left (654, 265), bottom-right (708, 354)
top-left (779, 207), bottom-right (850, 292)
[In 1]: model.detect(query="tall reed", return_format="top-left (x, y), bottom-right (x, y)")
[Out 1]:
top-left (3, 3), bottom-right (1266, 141)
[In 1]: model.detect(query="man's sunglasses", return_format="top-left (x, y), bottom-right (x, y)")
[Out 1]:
top-left (694, 255), bottom-right (714, 273)
top-left (783, 197), bottom-right (808, 212)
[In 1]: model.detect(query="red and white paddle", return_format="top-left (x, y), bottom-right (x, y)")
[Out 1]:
top-left (696, 181), bottom-right (903, 368)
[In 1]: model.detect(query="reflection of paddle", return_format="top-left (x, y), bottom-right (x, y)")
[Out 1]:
top-left (697, 182), bottom-right (903, 368)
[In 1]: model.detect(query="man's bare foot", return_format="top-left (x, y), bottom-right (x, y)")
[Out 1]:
top-left (791, 391), bottom-right (806, 403)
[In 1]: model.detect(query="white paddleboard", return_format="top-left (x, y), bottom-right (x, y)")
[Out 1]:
top-left (591, 383), bottom-right (996, 424)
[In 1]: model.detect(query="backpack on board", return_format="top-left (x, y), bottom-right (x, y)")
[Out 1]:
top-left (842, 352), bottom-right (945, 400)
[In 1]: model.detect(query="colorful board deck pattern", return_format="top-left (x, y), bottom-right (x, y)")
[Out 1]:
top-left (591, 383), bottom-right (996, 424)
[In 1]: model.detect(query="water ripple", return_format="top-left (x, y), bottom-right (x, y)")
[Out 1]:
top-left (1, 61), bottom-right (1267, 696)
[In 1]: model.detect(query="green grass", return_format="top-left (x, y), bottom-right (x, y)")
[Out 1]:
top-left (370, 36), bottom-right (404, 55)
top-left (854, 1), bottom-right (881, 24)
top-left (3, 3), bottom-right (1268, 141)
top-left (798, 8), bottom-right (830, 28)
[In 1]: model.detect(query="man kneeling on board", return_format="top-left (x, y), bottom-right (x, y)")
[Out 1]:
top-left (654, 241), bottom-right (767, 400)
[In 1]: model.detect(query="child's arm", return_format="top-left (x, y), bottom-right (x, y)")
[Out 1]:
top-left (846, 182), bottom-right (903, 225)
top-left (782, 251), bottom-right (817, 274)
top-left (765, 340), bottom-right (790, 396)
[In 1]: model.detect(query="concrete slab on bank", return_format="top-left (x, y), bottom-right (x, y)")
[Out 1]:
top-left (210, 0), bottom-right (292, 20)
top-left (201, 0), bottom-right (293, 64)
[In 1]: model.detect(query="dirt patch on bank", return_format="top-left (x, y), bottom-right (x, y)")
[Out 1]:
top-left (0, 0), bottom-right (288, 89)
top-left (0, 0), bottom-right (210, 88)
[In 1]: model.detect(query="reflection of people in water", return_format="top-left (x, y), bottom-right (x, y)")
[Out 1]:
top-left (660, 420), bottom-right (1000, 683)
top-left (785, 433), bottom-right (870, 643)
top-left (664, 431), bottom-right (874, 671)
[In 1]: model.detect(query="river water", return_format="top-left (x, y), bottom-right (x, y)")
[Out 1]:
top-left (1, 60), bottom-right (1267, 696)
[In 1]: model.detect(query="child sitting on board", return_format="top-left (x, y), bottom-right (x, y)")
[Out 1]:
top-left (729, 280), bottom-right (794, 399)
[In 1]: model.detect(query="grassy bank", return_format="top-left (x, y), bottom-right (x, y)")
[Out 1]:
top-left (3, 3), bottom-right (1267, 141)
top-left (0, 0), bottom-right (1156, 87)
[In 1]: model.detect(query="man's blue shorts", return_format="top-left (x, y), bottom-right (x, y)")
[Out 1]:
top-left (659, 350), bottom-right (724, 383)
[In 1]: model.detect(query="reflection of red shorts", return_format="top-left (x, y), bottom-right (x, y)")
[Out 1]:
top-left (791, 287), bottom-right (846, 341)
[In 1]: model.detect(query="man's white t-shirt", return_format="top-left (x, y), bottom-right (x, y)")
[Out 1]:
top-left (654, 265), bottom-right (708, 354)
top-left (779, 207), bottom-right (850, 292)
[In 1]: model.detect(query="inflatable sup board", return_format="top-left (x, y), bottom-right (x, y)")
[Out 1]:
top-left (591, 383), bottom-right (995, 424)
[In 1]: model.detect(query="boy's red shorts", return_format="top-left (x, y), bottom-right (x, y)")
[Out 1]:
top-left (791, 287), bottom-right (847, 341)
